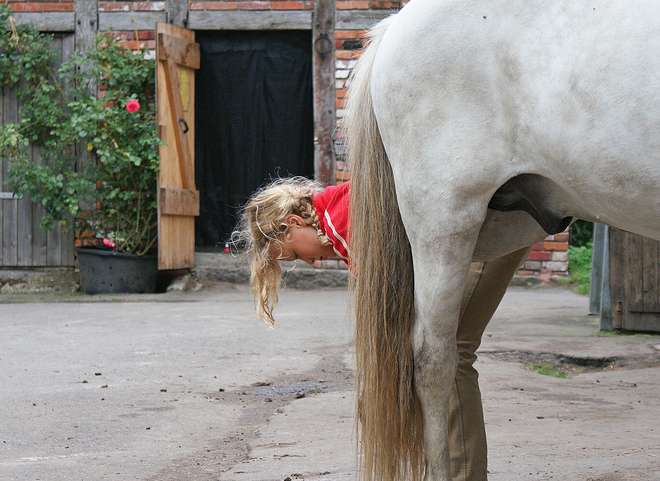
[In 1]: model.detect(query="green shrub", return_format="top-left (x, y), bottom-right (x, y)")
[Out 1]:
top-left (568, 243), bottom-right (592, 295)
top-left (0, 4), bottom-right (161, 255)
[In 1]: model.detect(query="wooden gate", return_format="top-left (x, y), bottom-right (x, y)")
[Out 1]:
top-left (0, 34), bottom-right (75, 268)
top-left (155, 23), bottom-right (200, 270)
top-left (609, 228), bottom-right (660, 332)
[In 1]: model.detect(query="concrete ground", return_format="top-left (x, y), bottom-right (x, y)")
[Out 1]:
top-left (1, 277), bottom-right (660, 481)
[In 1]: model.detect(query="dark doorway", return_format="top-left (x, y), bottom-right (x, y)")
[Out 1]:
top-left (195, 30), bottom-right (314, 248)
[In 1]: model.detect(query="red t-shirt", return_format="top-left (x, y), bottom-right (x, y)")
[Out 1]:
top-left (313, 181), bottom-right (350, 265)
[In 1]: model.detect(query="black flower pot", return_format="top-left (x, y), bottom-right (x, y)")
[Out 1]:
top-left (76, 247), bottom-right (158, 294)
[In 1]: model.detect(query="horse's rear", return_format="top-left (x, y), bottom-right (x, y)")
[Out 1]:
top-left (348, 1), bottom-right (660, 480)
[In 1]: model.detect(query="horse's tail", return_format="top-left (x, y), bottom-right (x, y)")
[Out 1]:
top-left (347, 17), bottom-right (425, 481)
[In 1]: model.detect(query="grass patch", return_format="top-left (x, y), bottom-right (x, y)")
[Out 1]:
top-left (567, 244), bottom-right (592, 295)
top-left (598, 330), bottom-right (660, 338)
top-left (527, 361), bottom-right (570, 378)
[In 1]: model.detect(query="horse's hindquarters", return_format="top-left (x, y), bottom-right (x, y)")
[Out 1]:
top-left (374, 0), bottom-right (660, 242)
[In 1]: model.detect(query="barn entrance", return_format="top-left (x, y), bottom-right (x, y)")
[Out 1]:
top-left (194, 30), bottom-right (314, 248)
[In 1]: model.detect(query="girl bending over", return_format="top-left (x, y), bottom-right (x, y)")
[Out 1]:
top-left (232, 177), bottom-right (349, 327)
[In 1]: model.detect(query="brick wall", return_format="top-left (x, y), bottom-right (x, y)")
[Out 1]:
top-left (516, 232), bottom-right (569, 282)
top-left (5, 1), bottom-right (73, 12)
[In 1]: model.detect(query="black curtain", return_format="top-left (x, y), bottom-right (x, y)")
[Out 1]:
top-left (195, 30), bottom-right (314, 247)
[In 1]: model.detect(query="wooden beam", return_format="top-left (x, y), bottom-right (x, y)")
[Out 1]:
top-left (159, 187), bottom-right (200, 217)
top-left (157, 33), bottom-right (200, 70)
top-left (10, 12), bottom-right (74, 32)
top-left (188, 10), bottom-right (312, 30)
top-left (74, 0), bottom-right (98, 51)
top-left (336, 9), bottom-right (393, 30)
top-left (313, 0), bottom-right (336, 186)
top-left (168, 0), bottom-right (189, 27)
top-left (99, 12), bottom-right (167, 31)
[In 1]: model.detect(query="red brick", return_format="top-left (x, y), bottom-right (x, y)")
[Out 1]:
top-left (99, 2), bottom-right (131, 12)
top-left (133, 2), bottom-right (167, 11)
top-left (272, 1), bottom-right (303, 9)
top-left (206, 1), bottom-right (238, 9)
top-left (553, 232), bottom-right (569, 242)
top-left (532, 242), bottom-right (544, 251)
top-left (369, 1), bottom-right (399, 8)
top-left (119, 40), bottom-right (147, 50)
top-left (336, 99), bottom-right (346, 109)
top-left (189, 1), bottom-right (205, 10)
top-left (238, 1), bottom-right (271, 10)
top-left (515, 269), bottom-right (535, 276)
top-left (337, 1), bottom-right (368, 9)
top-left (336, 30), bottom-right (358, 39)
top-left (7, 3), bottom-right (42, 12)
top-left (336, 89), bottom-right (347, 99)
top-left (44, 3), bottom-right (74, 11)
top-left (526, 251), bottom-right (551, 261)
top-left (543, 241), bottom-right (569, 251)
top-left (335, 50), bottom-right (354, 59)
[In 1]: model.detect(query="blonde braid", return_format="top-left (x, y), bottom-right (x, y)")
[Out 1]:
top-left (231, 177), bottom-right (332, 326)
top-left (295, 196), bottom-right (332, 246)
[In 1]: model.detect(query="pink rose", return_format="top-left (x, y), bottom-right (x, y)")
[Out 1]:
top-left (103, 238), bottom-right (116, 248)
top-left (125, 99), bottom-right (140, 113)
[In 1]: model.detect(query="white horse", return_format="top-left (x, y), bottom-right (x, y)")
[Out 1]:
top-left (346, 1), bottom-right (660, 480)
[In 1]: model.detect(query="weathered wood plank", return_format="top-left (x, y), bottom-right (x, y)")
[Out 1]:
top-left (0, 86), bottom-right (6, 266)
top-left (336, 9), bottom-right (393, 30)
top-left (99, 12), bottom-right (167, 32)
top-left (608, 227), bottom-right (626, 329)
top-left (2, 83), bottom-right (19, 266)
top-left (159, 187), bottom-right (200, 217)
top-left (168, 0), bottom-right (189, 28)
top-left (188, 10), bottom-right (312, 30)
top-left (313, 0), bottom-right (336, 186)
top-left (10, 12), bottom-right (75, 32)
top-left (0, 34), bottom-right (76, 267)
top-left (641, 237), bottom-right (660, 313)
top-left (158, 33), bottom-right (200, 69)
top-left (627, 312), bottom-right (660, 333)
top-left (75, 0), bottom-right (98, 54)
top-left (626, 232), bottom-right (644, 314)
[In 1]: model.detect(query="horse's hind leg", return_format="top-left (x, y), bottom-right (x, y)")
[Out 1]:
top-left (408, 232), bottom-right (477, 480)
top-left (395, 187), bottom-right (491, 480)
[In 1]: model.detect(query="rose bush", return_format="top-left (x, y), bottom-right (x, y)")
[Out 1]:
top-left (0, 4), bottom-right (162, 255)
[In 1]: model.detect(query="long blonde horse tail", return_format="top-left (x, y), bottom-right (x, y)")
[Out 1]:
top-left (347, 17), bottom-right (425, 481)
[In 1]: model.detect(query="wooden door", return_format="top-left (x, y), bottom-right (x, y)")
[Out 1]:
top-left (609, 228), bottom-right (660, 332)
top-left (156, 23), bottom-right (200, 270)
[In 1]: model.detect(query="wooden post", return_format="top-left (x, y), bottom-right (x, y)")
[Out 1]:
top-left (71, 1), bottom-right (99, 264)
top-left (168, 0), bottom-right (189, 27)
top-left (590, 222), bottom-right (606, 315)
top-left (75, 0), bottom-right (98, 57)
top-left (313, 0), bottom-right (336, 186)
top-left (74, 0), bottom-right (98, 169)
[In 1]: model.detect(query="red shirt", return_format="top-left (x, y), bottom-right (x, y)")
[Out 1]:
top-left (313, 181), bottom-right (350, 265)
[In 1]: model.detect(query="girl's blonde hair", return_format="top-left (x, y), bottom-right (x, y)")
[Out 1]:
top-left (232, 176), bottom-right (332, 327)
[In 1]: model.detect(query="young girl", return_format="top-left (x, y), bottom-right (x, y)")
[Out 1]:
top-left (234, 176), bottom-right (531, 481)
top-left (232, 176), bottom-right (350, 327)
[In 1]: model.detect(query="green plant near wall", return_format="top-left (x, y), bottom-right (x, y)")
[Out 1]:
top-left (567, 243), bottom-right (593, 295)
top-left (0, 4), bottom-right (162, 255)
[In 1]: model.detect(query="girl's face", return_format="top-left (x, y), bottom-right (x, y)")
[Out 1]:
top-left (268, 215), bottom-right (336, 265)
